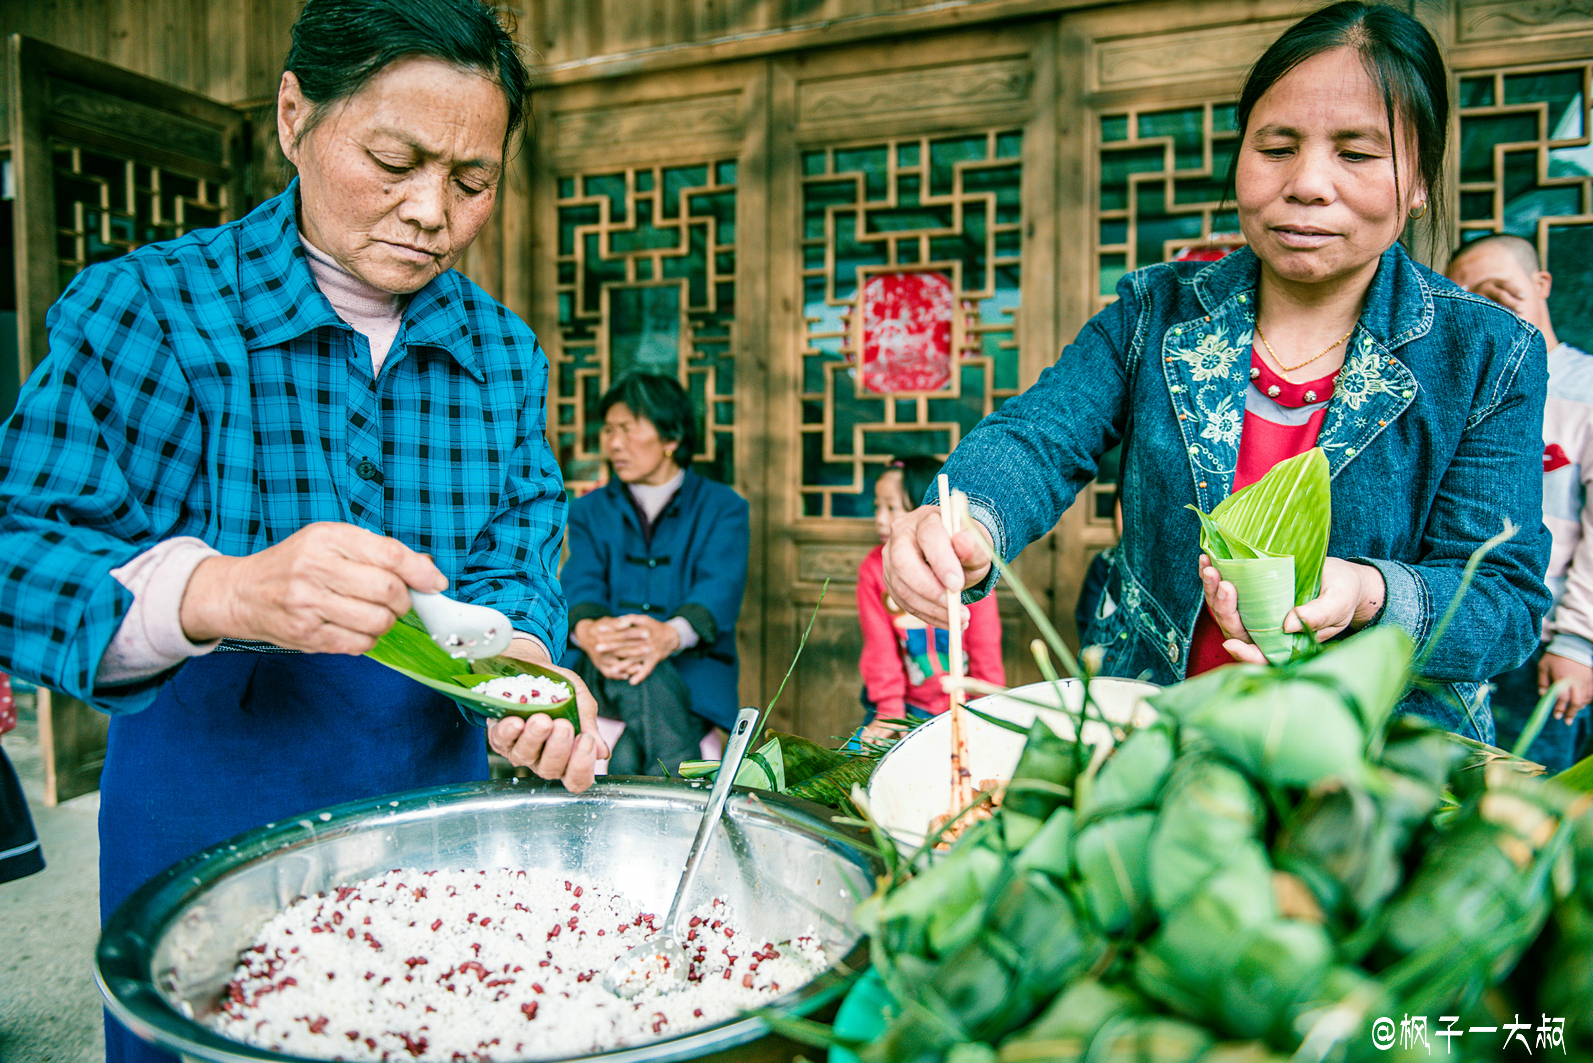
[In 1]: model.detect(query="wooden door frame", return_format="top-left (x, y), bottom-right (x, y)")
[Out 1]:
top-left (9, 34), bottom-right (247, 376)
top-left (766, 20), bottom-right (1061, 738)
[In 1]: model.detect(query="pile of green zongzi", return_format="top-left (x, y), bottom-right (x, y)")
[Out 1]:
top-left (774, 514), bottom-right (1593, 1063)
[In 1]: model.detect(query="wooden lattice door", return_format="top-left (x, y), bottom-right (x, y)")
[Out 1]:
top-left (762, 29), bottom-right (1066, 744)
top-left (7, 35), bottom-right (246, 803)
top-left (524, 66), bottom-right (776, 720)
top-left (549, 158), bottom-right (742, 493)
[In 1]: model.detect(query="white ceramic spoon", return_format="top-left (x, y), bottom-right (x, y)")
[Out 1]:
top-left (408, 591), bottom-right (514, 660)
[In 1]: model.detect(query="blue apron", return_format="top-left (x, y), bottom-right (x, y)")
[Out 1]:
top-left (99, 651), bottom-right (487, 1063)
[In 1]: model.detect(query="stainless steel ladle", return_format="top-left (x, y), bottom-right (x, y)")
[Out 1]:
top-left (602, 705), bottom-right (762, 998)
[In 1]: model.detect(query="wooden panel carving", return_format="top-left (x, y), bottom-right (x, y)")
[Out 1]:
top-left (1091, 21), bottom-right (1290, 91)
top-left (550, 94), bottom-right (743, 156)
top-left (798, 59), bottom-right (1031, 126)
top-left (49, 77), bottom-right (226, 164)
top-left (796, 543), bottom-right (873, 584)
top-left (1459, 0), bottom-right (1593, 42)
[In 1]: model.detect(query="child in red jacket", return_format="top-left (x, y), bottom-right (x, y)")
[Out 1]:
top-left (856, 457), bottom-right (1005, 745)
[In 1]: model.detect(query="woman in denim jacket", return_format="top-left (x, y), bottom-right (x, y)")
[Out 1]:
top-left (882, 1), bottom-right (1552, 741)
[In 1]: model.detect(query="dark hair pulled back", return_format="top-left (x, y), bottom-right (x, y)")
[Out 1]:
top-left (284, 0), bottom-right (531, 145)
top-left (892, 455), bottom-right (945, 511)
top-left (598, 372), bottom-right (697, 467)
top-left (1232, 1), bottom-right (1449, 240)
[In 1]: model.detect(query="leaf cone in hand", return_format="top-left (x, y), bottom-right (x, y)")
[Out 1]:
top-left (1190, 448), bottom-right (1331, 665)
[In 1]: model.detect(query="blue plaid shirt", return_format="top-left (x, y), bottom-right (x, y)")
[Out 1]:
top-left (0, 181), bottom-right (568, 712)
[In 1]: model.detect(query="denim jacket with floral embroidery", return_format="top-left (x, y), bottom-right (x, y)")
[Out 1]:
top-left (935, 243), bottom-right (1552, 742)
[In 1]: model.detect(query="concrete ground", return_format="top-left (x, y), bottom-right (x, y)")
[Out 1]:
top-left (0, 689), bottom-right (105, 1063)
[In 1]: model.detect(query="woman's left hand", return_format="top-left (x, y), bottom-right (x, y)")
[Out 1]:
top-left (1201, 554), bottom-right (1386, 665)
top-left (486, 644), bottom-right (608, 793)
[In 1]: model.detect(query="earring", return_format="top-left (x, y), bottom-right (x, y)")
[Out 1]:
top-left (1408, 202), bottom-right (1427, 220)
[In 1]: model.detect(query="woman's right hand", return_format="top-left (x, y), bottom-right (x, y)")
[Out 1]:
top-left (178, 522), bottom-right (447, 653)
top-left (881, 505), bottom-right (993, 628)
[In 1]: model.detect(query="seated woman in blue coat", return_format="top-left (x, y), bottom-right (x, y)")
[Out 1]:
top-left (562, 373), bottom-right (750, 774)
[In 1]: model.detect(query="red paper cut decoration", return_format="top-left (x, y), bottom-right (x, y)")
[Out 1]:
top-left (1171, 233), bottom-right (1247, 263)
top-left (860, 271), bottom-right (955, 394)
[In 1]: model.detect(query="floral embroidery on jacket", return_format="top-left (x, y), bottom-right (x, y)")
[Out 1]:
top-left (1183, 333), bottom-right (1243, 382)
top-left (1198, 393), bottom-right (1243, 447)
top-left (1336, 349), bottom-right (1395, 411)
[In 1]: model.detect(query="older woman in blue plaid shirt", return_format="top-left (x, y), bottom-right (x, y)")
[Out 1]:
top-left (0, 4), bottom-right (602, 1059)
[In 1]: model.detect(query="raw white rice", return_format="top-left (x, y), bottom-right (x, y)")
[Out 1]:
top-left (469, 674), bottom-right (572, 706)
top-left (209, 868), bottom-right (827, 1061)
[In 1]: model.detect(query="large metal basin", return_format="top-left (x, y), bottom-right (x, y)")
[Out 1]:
top-left (97, 778), bottom-right (881, 1063)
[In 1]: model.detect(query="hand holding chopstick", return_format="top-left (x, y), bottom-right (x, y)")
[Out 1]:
top-left (879, 491), bottom-right (995, 628)
top-left (939, 475), bottom-right (975, 817)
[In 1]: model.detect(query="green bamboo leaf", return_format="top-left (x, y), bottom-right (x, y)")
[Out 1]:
top-left (1188, 449), bottom-right (1331, 665)
top-left (1553, 751), bottom-right (1593, 794)
top-left (1147, 757), bottom-right (1265, 914)
top-left (1178, 678), bottom-right (1371, 791)
top-left (767, 730), bottom-right (855, 784)
top-left (737, 738), bottom-right (786, 790)
top-left (1013, 806), bottom-right (1075, 881)
top-left (1084, 1015), bottom-right (1214, 1063)
top-left (998, 978), bottom-right (1144, 1051)
top-left (1138, 853), bottom-right (1278, 1009)
top-left (1077, 724), bottom-right (1174, 819)
top-left (879, 845), bottom-right (1005, 958)
top-left (365, 614), bottom-right (578, 725)
top-left (1005, 719), bottom-right (1079, 821)
top-left (1191, 506), bottom-right (1261, 562)
top-left (1216, 919), bottom-right (1334, 1041)
top-left (1292, 625), bottom-right (1413, 737)
top-left (1209, 447), bottom-right (1331, 609)
top-left (1073, 811), bottom-right (1155, 933)
top-left (786, 756), bottom-right (879, 809)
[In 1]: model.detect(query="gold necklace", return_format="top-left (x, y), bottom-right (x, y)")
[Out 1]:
top-left (1254, 322), bottom-right (1355, 376)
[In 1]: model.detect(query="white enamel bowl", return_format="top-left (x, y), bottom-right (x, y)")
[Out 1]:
top-left (864, 677), bottom-right (1160, 855)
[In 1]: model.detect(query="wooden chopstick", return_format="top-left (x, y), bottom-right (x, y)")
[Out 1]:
top-left (938, 475), bottom-right (974, 817)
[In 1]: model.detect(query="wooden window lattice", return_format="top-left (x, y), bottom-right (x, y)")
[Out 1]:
top-left (1457, 63), bottom-right (1593, 348)
top-left (799, 130), bottom-right (1023, 519)
top-left (554, 161), bottom-right (737, 494)
top-left (53, 144), bottom-right (224, 293)
top-left (1088, 102), bottom-right (1241, 521)
top-left (1095, 101), bottom-right (1242, 313)
top-left (1095, 102), bottom-right (1240, 315)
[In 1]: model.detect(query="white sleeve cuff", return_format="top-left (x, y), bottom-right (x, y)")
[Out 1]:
top-left (666, 616), bottom-right (700, 654)
top-left (97, 538), bottom-right (223, 686)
